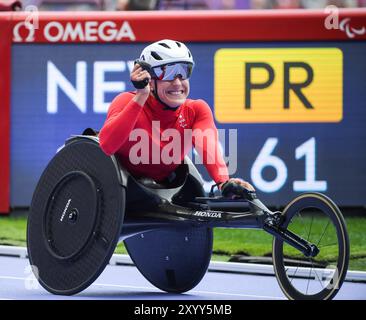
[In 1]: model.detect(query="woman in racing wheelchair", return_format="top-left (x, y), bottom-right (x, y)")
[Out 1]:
top-left (98, 39), bottom-right (253, 199)
top-left (27, 39), bottom-right (349, 300)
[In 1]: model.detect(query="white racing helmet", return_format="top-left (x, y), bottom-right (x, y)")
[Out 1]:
top-left (140, 39), bottom-right (194, 68)
top-left (139, 39), bottom-right (194, 109)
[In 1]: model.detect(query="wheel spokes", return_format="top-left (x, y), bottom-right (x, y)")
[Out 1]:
top-left (316, 220), bottom-right (331, 247)
top-left (282, 209), bottom-right (339, 296)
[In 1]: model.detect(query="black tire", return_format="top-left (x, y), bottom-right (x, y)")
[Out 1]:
top-left (272, 193), bottom-right (349, 300)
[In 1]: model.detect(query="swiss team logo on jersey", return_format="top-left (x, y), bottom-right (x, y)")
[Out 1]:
top-left (178, 114), bottom-right (187, 128)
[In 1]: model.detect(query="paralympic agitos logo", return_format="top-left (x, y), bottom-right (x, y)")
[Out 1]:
top-left (13, 20), bottom-right (135, 43)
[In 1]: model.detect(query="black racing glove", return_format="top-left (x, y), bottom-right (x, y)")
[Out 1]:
top-left (221, 180), bottom-right (257, 201)
top-left (131, 60), bottom-right (153, 89)
top-left (131, 78), bottom-right (149, 89)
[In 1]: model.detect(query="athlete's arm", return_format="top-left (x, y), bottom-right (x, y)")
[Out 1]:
top-left (191, 100), bottom-right (229, 184)
top-left (99, 63), bottom-right (152, 156)
top-left (191, 100), bottom-right (255, 192)
top-left (99, 93), bottom-right (143, 156)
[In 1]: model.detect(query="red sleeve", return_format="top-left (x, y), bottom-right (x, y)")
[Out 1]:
top-left (191, 99), bottom-right (229, 184)
top-left (99, 92), bottom-right (143, 156)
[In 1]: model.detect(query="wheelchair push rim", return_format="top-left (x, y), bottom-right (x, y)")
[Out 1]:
top-left (272, 193), bottom-right (349, 300)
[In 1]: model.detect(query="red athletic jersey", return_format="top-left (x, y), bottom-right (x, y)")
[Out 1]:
top-left (99, 92), bottom-right (229, 184)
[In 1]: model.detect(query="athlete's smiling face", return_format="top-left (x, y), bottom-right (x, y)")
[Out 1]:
top-left (152, 76), bottom-right (190, 108)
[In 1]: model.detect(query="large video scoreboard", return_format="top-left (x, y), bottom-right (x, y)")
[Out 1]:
top-left (1, 10), bottom-right (365, 212)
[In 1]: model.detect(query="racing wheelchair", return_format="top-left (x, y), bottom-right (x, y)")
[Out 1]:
top-left (27, 133), bottom-right (350, 300)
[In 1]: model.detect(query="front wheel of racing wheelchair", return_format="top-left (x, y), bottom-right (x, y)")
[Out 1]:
top-left (27, 133), bottom-right (349, 299)
top-left (272, 193), bottom-right (349, 300)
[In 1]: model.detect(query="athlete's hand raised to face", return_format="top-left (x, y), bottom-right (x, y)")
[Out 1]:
top-left (131, 63), bottom-right (151, 106)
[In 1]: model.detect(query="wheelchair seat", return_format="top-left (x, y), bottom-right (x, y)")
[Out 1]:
top-left (136, 163), bottom-right (189, 189)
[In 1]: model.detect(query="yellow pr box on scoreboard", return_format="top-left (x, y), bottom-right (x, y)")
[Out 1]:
top-left (214, 48), bottom-right (343, 123)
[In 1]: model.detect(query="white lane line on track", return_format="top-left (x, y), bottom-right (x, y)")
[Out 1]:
top-left (193, 290), bottom-right (285, 300)
top-left (0, 276), bottom-right (25, 280)
top-left (0, 276), bottom-right (285, 300)
top-left (92, 282), bottom-right (285, 300)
